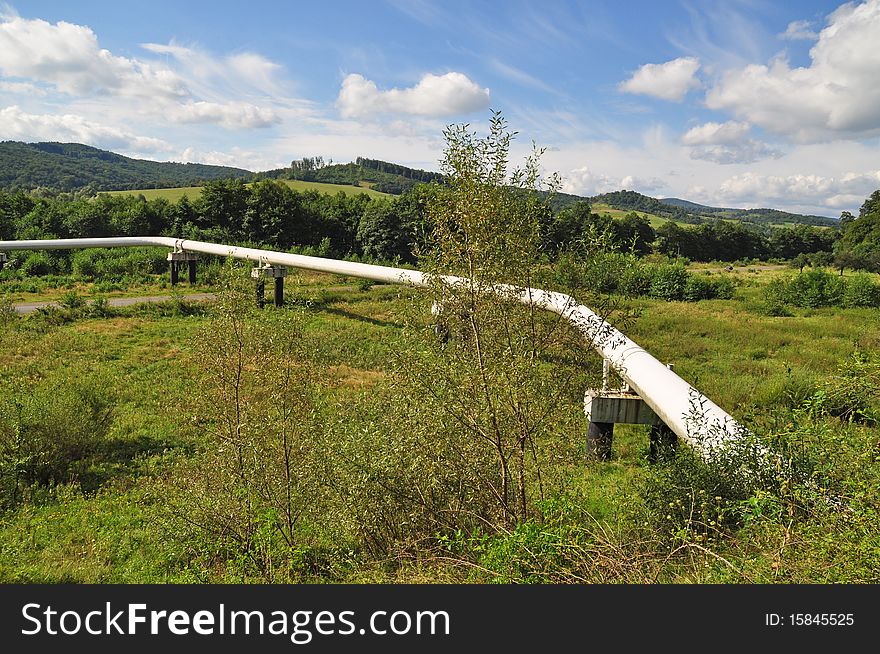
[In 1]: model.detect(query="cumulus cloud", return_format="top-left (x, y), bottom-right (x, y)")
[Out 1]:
top-left (173, 101), bottom-right (280, 129)
top-left (0, 12), bottom-right (288, 132)
top-left (706, 0), bottom-right (880, 140)
top-left (618, 57), bottom-right (701, 101)
top-left (681, 121), bottom-right (781, 164)
top-left (681, 121), bottom-right (751, 145)
top-left (779, 19), bottom-right (818, 41)
top-left (716, 169), bottom-right (880, 208)
top-left (336, 72), bottom-right (490, 118)
top-left (0, 105), bottom-right (170, 152)
top-left (0, 12), bottom-right (186, 98)
top-left (563, 166), bottom-right (665, 196)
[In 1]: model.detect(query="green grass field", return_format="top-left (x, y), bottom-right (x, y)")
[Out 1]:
top-left (101, 178), bottom-right (391, 202)
top-left (1, 264), bottom-right (878, 583)
top-left (592, 202), bottom-right (679, 228)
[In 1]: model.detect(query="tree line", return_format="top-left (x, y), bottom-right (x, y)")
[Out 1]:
top-left (2, 179), bottom-right (878, 273)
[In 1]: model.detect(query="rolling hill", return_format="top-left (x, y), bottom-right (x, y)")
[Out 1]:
top-left (103, 179), bottom-right (390, 201)
top-left (0, 141), bottom-right (252, 192)
top-left (584, 190), bottom-right (838, 228)
top-left (0, 141), bottom-right (840, 229)
top-left (659, 196), bottom-right (837, 227)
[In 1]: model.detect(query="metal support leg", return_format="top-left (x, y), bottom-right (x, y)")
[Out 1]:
top-left (256, 279), bottom-right (265, 308)
top-left (649, 425), bottom-right (677, 463)
top-left (188, 259), bottom-right (197, 284)
top-left (274, 276), bottom-right (284, 307)
top-left (170, 261), bottom-right (178, 286)
top-left (587, 421), bottom-right (613, 461)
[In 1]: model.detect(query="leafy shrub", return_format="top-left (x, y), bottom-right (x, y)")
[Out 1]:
top-left (58, 291), bottom-right (85, 309)
top-left (762, 270), bottom-right (880, 310)
top-left (821, 350), bottom-right (879, 423)
top-left (618, 261), bottom-right (652, 297)
top-left (0, 297), bottom-right (16, 326)
top-left (683, 274), bottom-right (716, 301)
top-left (0, 377), bottom-right (113, 509)
top-left (649, 263), bottom-right (689, 301)
top-left (20, 252), bottom-right (54, 276)
top-left (788, 269), bottom-right (845, 308)
top-left (842, 274), bottom-right (880, 308)
top-left (712, 276), bottom-right (735, 299)
top-left (71, 247), bottom-right (167, 282)
top-left (642, 425), bottom-right (811, 546)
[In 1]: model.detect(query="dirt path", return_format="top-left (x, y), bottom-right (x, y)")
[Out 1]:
top-left (12, 293), bottom-right (216, 315)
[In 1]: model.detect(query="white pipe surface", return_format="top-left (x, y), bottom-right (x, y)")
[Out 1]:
top-left (0, 236), bottom-right (746, 454)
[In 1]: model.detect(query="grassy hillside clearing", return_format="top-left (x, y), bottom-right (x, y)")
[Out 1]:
top-left (101, 178), bottom-right (391, 202)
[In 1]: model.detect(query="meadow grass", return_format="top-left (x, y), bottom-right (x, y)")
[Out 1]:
top-left (101, 178), bottom-right (390, 202)
top-left (0, 266), bottom-right (877, 582)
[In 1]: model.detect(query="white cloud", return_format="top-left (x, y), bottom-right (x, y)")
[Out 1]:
top-left (336, 72), bottom-right (490, 118)
top-left (688, 142), bottom-right (783, 165)
top-left (779, 19), bottom-right (818, 41)
top-left (173, 101), bottom-right (280, 129)
top-left (0, 80), bottom-right (46, 95)
top-left (681, 120), bottom-right (751, 145)
top-left (0, 105), bottom-right (170, 152)
top-left (681, 121), bottom-right (781, 164)
top-left (0, 12), bottom-right (186, 99)
top-left (562, 166), bottom-right (665, 196)
top-left (706, 0), bottom-right (880, 140)
top-left (619, 57), bottom-right (701, 101)
top-left (0, 12), bottom-right (290, 132)
top-left (141, 42), bottom-right (290, 101)
top-left (715, 170), bottom-right (880, 209)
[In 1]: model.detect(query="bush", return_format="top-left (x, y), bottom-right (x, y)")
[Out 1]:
top-left (0, 297), bottom-right (16, 326)
top-left (649, 263), bottom-right (689, 301)
top-left (762, 271), bottom-right (880, 310)
top-left (0, 376), bottom-right (113, 509)
top-left (821, 350), bottom-right (879, 423)
top-left (842, 274), bottom-right (880, 308)
top-left (712, 276), bottom-right (736, 299)
top-left (787, 269), bottom-right (844, 308)
top-left (20, 252), bottom-right (54, 276)
top-left (682, 274), bottom-right (715, 301)
top-left (59, 291), bottom-right (85, 309)
top-left (618, 261), bottom-right (652, 297)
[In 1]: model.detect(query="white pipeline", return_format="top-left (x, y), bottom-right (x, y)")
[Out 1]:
top-left (0, 236), bottom-right (746, 454)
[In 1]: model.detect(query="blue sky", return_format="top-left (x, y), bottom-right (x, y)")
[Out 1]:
top-left (1, 0), bottom-right (879, 216)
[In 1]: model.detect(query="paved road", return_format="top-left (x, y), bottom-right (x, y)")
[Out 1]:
top-left (13, 293), bottom-right (216, 315)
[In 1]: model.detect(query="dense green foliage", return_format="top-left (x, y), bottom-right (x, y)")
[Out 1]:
top-left (833, 190), bottom-right (880, 272)
top-left (0, 181), bottom-right (427, 271)
top-left (763, 269), bottom-right (880, 311)
top-left (0, 141), bottom-right (251, 193)
top-left (552, 251), bottom-right (735, 301)
top-left (654, 220), bottom-right (835, 262)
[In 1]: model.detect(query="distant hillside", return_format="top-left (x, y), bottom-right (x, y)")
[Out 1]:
top-left (256, 156), bottom-right (444, 195)
top-left (659, 197), bottom-right (715, 212)
top-left (0, 141), bottom-right (252, 193)
top-left (577, 190), bottom-right (837, 228)
top-left (0, 142), bottom-right (841, 229)
top-left (104, 179), bottom-right (390, 202)
top-left (659, 196), bottom-right (837, 227)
